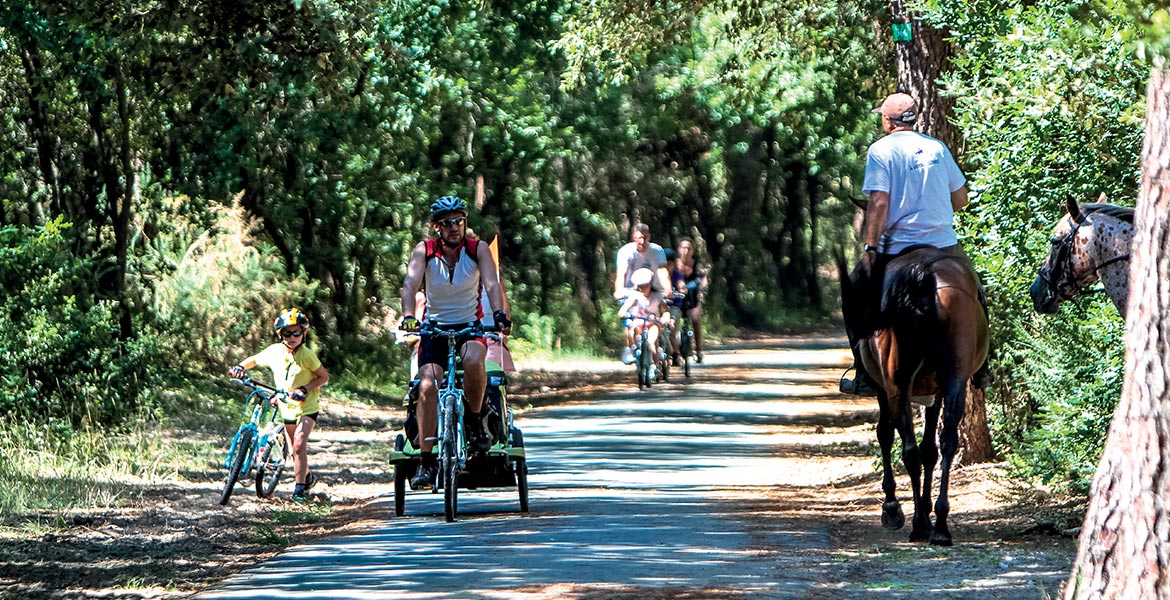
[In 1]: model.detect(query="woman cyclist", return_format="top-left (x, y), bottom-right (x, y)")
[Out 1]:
top-left (229, 308), bottom-right (330, 502)
top-left (671, 238), bottom-right (707, 363)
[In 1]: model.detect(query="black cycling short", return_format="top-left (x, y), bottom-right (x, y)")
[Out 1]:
top-left (284, 412), bottom-right (318, 425)
top-left (417, 322), bottom-right (486, 372)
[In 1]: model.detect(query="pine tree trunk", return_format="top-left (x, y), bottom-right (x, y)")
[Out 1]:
top-left (891, 1), bottom-right (959, 150)
top-left (1063, 61), bottom-right (1170, 600)
top-left (957, 387), bottom-right (995, 465)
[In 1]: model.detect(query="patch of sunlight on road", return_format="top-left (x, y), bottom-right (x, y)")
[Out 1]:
top-left (708, 348), bottom-right (853, 367)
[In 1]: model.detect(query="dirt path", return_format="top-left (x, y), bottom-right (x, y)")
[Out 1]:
top-left (0, 332), bottom-right (1080, 599)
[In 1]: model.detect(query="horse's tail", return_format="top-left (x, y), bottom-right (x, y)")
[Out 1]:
top-left (836, 249), bottom-right (873, 345)
top-left (882, 260), bottom-right (938, 353)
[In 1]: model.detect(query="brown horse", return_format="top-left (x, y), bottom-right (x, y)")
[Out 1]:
top-left (1031, 197), bottom-right (1133, 317)
top-left (838, 245), bottom-right (990, 546)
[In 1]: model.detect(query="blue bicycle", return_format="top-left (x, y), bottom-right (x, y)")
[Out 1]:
top-left (220, 377), bottom-right (291, 505)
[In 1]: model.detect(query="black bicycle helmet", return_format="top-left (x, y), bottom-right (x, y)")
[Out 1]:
top-left (429, 195), bottom-right (469, 222)
top-left (273, 307), bottom-right (310, 331)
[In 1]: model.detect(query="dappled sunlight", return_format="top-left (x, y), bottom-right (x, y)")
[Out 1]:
top-left (202, 489), bottom-right (824, 599)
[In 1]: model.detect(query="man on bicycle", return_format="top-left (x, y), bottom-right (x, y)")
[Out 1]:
top-left (613, 223), bottom-right (671, 364)
top-left (400, 196), bottom-right (511, 491)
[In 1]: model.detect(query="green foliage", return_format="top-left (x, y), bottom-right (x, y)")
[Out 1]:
top-left (143, 196), bottom-right (322, 372)
top-left (5, 0), bottom-right (1156, 506)
top-left (0, 219), bottom-right (159, 425)
top-left (1002, 309), bottom-right (1124, 495)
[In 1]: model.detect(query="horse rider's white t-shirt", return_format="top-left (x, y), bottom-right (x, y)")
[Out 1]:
top-left (862, 130), bottom-right (966, 254)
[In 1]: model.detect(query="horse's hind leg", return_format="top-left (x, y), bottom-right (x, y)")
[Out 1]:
top-left (876, 397), bottom-right (905, 530)
top-left (912, 401), bottom-right (942, 543)
top-left (893, 399), bottom-right (924, 538)
top-left (931, 379), bottom-right (968, 546)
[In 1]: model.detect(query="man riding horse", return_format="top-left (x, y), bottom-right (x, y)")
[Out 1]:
top-left (841, 92), bottom-right (992, 394)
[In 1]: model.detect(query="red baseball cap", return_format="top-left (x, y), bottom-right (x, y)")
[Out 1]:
top-left (872, 93), bottom-right (918, 121)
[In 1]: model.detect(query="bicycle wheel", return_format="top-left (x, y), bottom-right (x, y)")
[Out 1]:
top-left (681, 324), bottom-right (693, 378)
top-left (255, 431), bottom-right (288, 498)
top-left (220, 427), bottom-right (254, 506)
top-left (393, 434), bottom-right (407, 517)
top-left (512, 428), bottom-right (528, 513)
top-left (441, 397), bottom-right (460, 522)
top-left (638, 334), bottom-right (653, 390)
top-left (658, 342), bottom-right (670, 383)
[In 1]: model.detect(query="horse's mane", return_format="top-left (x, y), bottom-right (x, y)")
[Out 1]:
top-left (1080, 203), bottom-right (1134, 224)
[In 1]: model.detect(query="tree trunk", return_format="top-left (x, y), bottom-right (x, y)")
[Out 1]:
top-left (890, 0), bottom-right (989, 461)
top-left (957, 387), bottom-right (995, 465)
top-left (890, 0), bottom-right (959, 150)
top-left (1063, 61), bottom-right (1170, 600)
top-left (113, 59), bottom-right (135, 340)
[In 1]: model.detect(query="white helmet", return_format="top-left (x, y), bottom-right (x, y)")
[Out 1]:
top-left (631, 268), bottom-right (654, 287)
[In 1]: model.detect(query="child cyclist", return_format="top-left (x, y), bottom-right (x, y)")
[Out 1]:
top-left (619, 268), bottom-right (670, 379)
top-left (229, 307), bottom-right (330, 502)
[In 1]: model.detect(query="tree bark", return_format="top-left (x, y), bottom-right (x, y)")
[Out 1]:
top-left (891, 0), bottom-right (959, 150)
top-left (957, 387), bottom-right (995, 465)
top-left (1063, 61), bottom-right (1170, 600)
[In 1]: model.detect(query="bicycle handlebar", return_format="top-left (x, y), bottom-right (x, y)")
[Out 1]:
top-left (230, 376), bottom-right (290, 399)
top-left (395, 323), bottom-right (502, 341)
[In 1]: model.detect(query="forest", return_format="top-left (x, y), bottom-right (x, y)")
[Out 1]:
top-left (1, 0), bottom-right (1167, 530)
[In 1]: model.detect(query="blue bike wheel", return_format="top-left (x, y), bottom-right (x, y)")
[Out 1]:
top-left (220, 427), bottom-right (254, 506)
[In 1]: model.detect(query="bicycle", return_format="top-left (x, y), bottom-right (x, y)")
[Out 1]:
top-left (390, 322), bottom-right (528, 522)
top-left (630, 316), bottom-right (664, 389)
top-left (670, 294), bottom-right (695, 378)
top-left (220, 377), bottom-right (292, 506)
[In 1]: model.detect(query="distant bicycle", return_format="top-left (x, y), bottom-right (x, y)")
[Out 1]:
top-left (220, 377), bottom-right (291, 505)
top-left (630, 316), bottom-right (668, 389)
top-left (670, 293), bottom-right (695, 378)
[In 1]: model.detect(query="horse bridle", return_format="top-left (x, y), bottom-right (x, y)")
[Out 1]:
top-left (1037, 210), bottom-right (1131, 301)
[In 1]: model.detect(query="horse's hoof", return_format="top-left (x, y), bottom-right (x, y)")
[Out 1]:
top-left (930, 531), bottom-right (954, 546)
top-left (881, 501), bottom-right (905, 530)
top-left (909, 528), bottom-right (933, 543)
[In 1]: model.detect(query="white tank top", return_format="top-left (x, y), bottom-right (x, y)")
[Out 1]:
top-left (425, 241), bottom-right (482, 324)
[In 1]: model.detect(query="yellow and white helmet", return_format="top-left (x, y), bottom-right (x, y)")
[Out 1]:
top-left (273, 307), bottom-right (310, 331)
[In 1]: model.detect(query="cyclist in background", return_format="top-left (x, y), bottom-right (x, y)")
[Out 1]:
top-left (229, 307), bottom-right (330, 502)
top-left (671, 237), bottom-right (708, 363)
top-left (613, 223), bottom-right (670, 364)
top-left (399, 196), bottom-right (510, 491)
top-left (619, 268), bottom-right (668, 380)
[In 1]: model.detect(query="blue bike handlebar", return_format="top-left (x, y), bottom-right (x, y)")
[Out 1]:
top-left (230, 376), bottom-right (290, 399)
top-left (402, 323), bottom-right (502, 341)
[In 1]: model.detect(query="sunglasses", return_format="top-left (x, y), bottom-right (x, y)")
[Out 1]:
top-left (436, 217), bottom-right (466, 228)
top-left (280, 329), bottom-right (305, 338)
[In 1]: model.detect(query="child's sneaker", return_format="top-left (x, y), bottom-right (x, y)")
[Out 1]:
top-left (621, 347), bottom-right (635, 365)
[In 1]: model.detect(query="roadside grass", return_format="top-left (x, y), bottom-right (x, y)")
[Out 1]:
top-left (0, 337), bottom-right (590, 521)
top-left (0, 417), bottom-right (181, 516)
top-left (508, 337), bottom-right (608, 365)
top-left (0, 377), bottom-right (250, 518)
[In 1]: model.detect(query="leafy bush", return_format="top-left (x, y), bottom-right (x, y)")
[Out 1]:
top-left (1001, 308), bottom-right (1124, 496)
top-left (142, 195), bottom-right (322, 373)
top-left (919, 0), bottom-right (1145, 496)
top-left (0, 219), bottom-right (159, 426)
